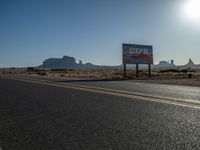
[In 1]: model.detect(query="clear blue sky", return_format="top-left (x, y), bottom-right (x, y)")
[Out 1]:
top-left (0, 0), bottom-right (200, 67)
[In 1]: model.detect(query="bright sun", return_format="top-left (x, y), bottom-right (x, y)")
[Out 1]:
top-left (184, 0), bottom-right (200, 22)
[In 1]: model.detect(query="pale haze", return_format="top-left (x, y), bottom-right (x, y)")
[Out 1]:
top-left (0, 0), bottom-right (200, 67)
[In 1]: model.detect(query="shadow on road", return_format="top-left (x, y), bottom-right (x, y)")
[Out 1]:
top-left (55, 78), bottom-right (125, 83)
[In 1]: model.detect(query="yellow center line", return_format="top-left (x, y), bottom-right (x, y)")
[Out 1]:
top-left (1, 75), bottom-right (200, 109)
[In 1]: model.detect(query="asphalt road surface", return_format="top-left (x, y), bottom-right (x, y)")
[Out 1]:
top-left (6, 74), bottom-right (200, 101)
top-left (1, 76), bottom-right (200, 149)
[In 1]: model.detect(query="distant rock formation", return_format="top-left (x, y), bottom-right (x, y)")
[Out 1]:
top-left (42, 56), bottom-right (77, 69)
top-left (159, 60), bottom-right (169, 65)
top-left (179, 58), bottom-right (199, 69)
top-left (37, 56), bottom-right (200, 70)
top-left (170, 59), bottom-right (175, 65)
top-left (154, 58), bottom-right (199, 69)
top-left (38, 56), bottom-right (119, 70)
top-left (153, 59), bottom-right (176, 69)
top-left (184, 58), bottom-right (195, 67)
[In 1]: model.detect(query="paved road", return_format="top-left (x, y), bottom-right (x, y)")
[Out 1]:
top-left (7, 74), bottom-right (200, 101)
top-left (1, 76), bottom-right (200, 149)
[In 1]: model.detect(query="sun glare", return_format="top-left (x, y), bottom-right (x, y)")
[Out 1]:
top-left (184, 0), bottom-right (200, 22)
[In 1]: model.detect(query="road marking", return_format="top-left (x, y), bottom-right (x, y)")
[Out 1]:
top-left (1, 75), bottom-right (200, 109)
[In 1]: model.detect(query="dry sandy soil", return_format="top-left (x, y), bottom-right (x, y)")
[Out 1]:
top-left (1, 68), bottom-right (200, 87)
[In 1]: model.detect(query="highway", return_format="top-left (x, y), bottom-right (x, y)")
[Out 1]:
top-left (0, 75), bottom-right (200, 149)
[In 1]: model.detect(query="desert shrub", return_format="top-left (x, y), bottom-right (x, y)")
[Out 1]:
top-left (68, 69), bottom-right (75, 71)
top-left (159, 69), bottom-right (179, 73)
top-left (180, 69), bottom-right (188, 73)
top-left (188, 73), bottom-right (192, 79)
top-left (60, 74), bottom-right (65, 77)
top-left (39, 71), bottom-right (48, 76)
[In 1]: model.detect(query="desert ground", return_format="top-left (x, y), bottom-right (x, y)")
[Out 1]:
top-left (1, 68), bottom-right (200, 87)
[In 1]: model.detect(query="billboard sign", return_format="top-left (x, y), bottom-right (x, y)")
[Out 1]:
top-left (123, 44), bottom-right (153, 64)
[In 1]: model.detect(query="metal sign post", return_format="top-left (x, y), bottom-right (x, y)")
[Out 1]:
top-left (148, 64), bottom-right (151, 77)
top-left (136, 64), bottom-right (139, 78)
top-left (123, 64), bottom-right (126, 78)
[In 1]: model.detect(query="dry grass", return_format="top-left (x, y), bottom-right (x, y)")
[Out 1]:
top-left (1, 68), bottom-right (200, 80)
top-left (1, 68), bottom-right (200, 87)
top-left (43, 69), bottom-right (124, 79)
top-left (35, 69), bottom-right (200, 81)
